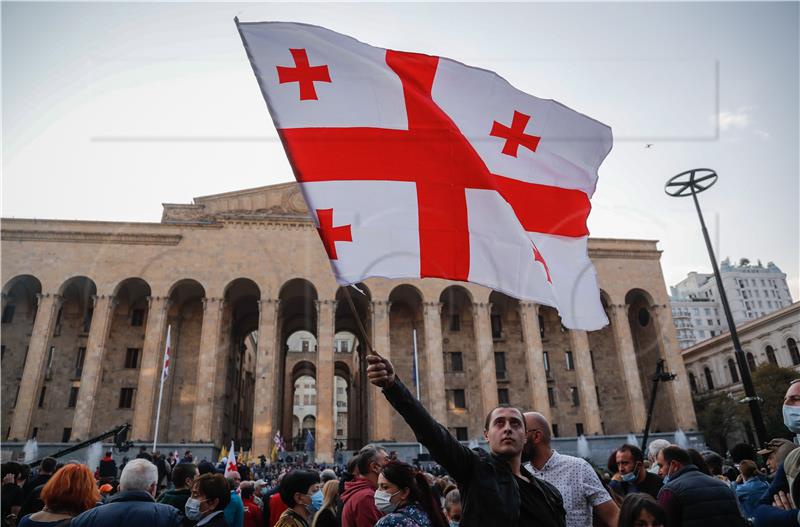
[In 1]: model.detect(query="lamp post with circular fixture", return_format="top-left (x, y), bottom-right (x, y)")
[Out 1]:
top-left (665, 168), bottom-right (767, 446)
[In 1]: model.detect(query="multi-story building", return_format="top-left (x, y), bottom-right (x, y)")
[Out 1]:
top-left (670, 259), bottom-right (793, 349)
top-left (1, 183), bottom-right (697, 463)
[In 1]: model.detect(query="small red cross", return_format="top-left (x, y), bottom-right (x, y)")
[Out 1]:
top-left (532, 243), bottom-right (552, 283)
top-left (490, 110), bottom-right (541, 157)
top-left (226, 460), bottom-right (237, 473)
top-left (316, 208), bottom-right (352, 260)
top-left (276, 48), bottom-right (331, 101)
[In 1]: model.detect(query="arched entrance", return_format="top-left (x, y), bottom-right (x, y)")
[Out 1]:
top-left (388, 284), bottom-right (424, 442)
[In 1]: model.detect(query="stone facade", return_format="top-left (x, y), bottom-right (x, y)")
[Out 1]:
top-left (1, 183), bottom-right (697, 462)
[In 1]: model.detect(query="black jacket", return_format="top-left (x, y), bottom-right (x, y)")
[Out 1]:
top-left (69, 490), bottom-right (182, 527)
top-left (383, 378), bottom-right (566, 527)
top-left (659, 465), bottom-right (745, 527)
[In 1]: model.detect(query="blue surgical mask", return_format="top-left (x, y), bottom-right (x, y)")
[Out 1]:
top-left (449, 521), bottom-right (460, 527)
top-left (185, 498), bottom-right (206, 521)
top-left (621, 470), bottom-right (637, 483)
top-left (783, 405), bottom-right (800, 433)
top-left (662, 474), bottom-right (671, 485)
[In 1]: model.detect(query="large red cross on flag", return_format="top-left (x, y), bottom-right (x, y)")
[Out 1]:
top-left (237, 21), bottom-right (613, 330)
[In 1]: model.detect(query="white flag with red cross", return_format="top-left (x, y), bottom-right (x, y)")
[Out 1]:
top-left (224, 440), bottom-right (237, 478)
top-left (236, 21), bottom-right (613, 330)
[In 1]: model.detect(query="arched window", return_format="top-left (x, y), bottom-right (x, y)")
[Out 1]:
top-left (704, 366), bottom-right (715, 390)
top-left (766, 345), bottom-right (778, 366)
top-left (788, 338), bottom-right (800, 365)
top-left (689, 372), bottom-right (698, 394)
top-left (728, 358), bottom-right (740, 383)
top-left (746, 352), bottom-right (756, 372)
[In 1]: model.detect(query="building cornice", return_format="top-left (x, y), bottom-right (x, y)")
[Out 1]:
top-left (1, 228), bottom-right (183, 246)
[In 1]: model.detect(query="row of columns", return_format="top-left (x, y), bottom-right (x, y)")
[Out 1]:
top-left (8, 291), bottom-right (669, 460)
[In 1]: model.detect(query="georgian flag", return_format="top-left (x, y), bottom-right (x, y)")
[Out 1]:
top-left (236, 21), bottom-right (612, 330)
top-left (224, 441), bottom-right (237, 478)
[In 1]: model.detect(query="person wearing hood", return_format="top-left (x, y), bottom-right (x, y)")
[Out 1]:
top-left (754, 378), bottom-right (800, 526)
top-left (341, 446), bottom-right (387, 527)
top-left (98, 452), bottom-right (118, 480)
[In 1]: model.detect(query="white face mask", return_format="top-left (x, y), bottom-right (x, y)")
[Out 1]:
top-left (185, 498), bottom-right (207, 521)
top-left (374, 489), bottom-right (401, 513)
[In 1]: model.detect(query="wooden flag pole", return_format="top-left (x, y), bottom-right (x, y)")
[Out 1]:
top-left (341, 286), bottom-right (380, 358)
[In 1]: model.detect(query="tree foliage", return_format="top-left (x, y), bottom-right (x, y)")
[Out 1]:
top-left (693, 390), bottom-right (742, 453)
top-left (751, 363), bottom-right (798, 441)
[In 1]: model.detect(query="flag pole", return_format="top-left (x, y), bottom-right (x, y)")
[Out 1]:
top-left (153, 325), bottom-right (171, 452)
top-left (341, 286), bottom-right (380, 358)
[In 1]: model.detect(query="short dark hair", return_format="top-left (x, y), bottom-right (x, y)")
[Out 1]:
top-left (702, 451), bottom-right (724, 475)
top-left (197, 460), bottom-right (216, 475)
top-left (172, 463), bottom-right (198, 487)
top-left (661, 446), bottom-right (692, 467)
top-left (279, 470), bottom-right (320, 507)
top-left (730, 443), bottom-right (757, 464)
top-left (617, 444), bottom-right (644, 463)
top-left (40, 457), bottom-right (58, 473)
top-left (357, 447), bottom-right (385, 475)
top-left (193, 473), bottom-right (230, 512)
top-left (618, 493), bottom-right (665, 527)
top-left (483, 404), bottom-right (526, 432)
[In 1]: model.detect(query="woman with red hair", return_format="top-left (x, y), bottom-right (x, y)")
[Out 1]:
top-left (18, 463), bottom-right (99, 526)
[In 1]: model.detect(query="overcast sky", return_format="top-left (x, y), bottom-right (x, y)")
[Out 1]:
top-left (3, 1), bottom-right (798, 298)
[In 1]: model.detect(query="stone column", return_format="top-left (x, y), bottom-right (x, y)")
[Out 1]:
top-left (473, 302), bottom-right (499, 416)
top-left (252, 299), bottom-right (280, 457)
top-left (316, 300), bottom-right (336, 463)
top-left (423, 302), bottom-right (447, 423)
top-left (569, 330), bottom-right (603, 435)
top-left (192, 297), bottom-right (224, 442)
top-left (518, 303), bottom-right (551, 421)
top-left (651, 304), bottom-right (697, 429)
top-left (8, 293), bottom-right (62, 440)
top-left (609, 304), bottom-right (647, 432)
top-left (370, 300), bottom-right (392, 441)
top-left (131, 296), bottom-right (171, 441)
top-left (71, 295), bottom-right (117, 440)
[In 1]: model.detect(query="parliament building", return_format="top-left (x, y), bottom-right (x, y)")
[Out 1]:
top-left (1, 183), bottom-right (697, 462)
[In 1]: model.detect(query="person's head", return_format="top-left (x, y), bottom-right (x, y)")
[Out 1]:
top-left (347, 453), bottom-right (361, 478)
top-left (119, 458), bottom-right (158, 497)
top-left (730, 443), bottom-right (757, 464)
top-left (172, 463), bottom-right (198, 490)
top-left (40, 457), bottom-right (58, 475)
top-left (607, 449), bottom-right (619, 474)
top-left (357, 446), bottom-right (388, 484)
top-left (758, 438), bottom-right (796, 473)
top-left (686, 449), bottom-right (710, 475)
top-left (522, 412), bottom-right (551, 461)
top-left (239, 480), bottom-right (255, 500)
top-left (227, 471), bottom-right (241, 489)
top-left (377, 461), bottom-right (448, 527)
top-left (188, 473), bottom-right (230, 521)
top-left (739, 459), bottom-right (758, 481)
top-left (279, 469), bottom-right (320, 516)
top-left (320, 469), bottom-right (337, 484)
top-left (319, 479), bottom-right (340, 513)
top-left (616, 444), bottom-right (645, 482)
top-left (657, 446), bottom-right (691, 480)
top-left (39, 463), bottom-right (99, 516)
top-left (618, 493), bottom-right (665, 527)
top-left (2, 461), bottom-right (30, 485)
top-left (444, 488), bottom-right (461, 526)
top-left (783, 379), bottom-right (800, 433)
top-left (483, 405), bottom-right (527, 459)
top-left (197, 460), bottom-right (215, 475)
top-left (647, 440), bottom-right (670, 465)
top-left (701, 451), bottom-right (723, 476)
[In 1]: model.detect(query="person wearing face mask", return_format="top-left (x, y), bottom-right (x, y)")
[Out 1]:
top-left (443, 489), bottom-right (461, 527)
top-left (184, 473), bottom-right (231, 527)
top-left (754, 378), bottom-right (800, 526)
top-left (274, 470), bottom-right (321, 527)
top-left (655, 445), bottom-right (744, 527)
top-left (341, 446), bottom-right (388, 527)
top-left (609, 444), bottom-right (663, 500)
top-left (372, 461), bottom-right (448, 527)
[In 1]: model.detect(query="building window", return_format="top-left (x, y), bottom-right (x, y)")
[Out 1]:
top-left (82, 308), bottom-right (93, 333)
top-left (75, 347), bottom-right (86, 377)
top-left (124, 348), bottom-right (140, 369)
top-left (746, 352), bottom-right (757, 371)
top-left (0, 345), bottom-right (5, 360)
top-left (1, 304), bottom-right (15, 324)
top-left (565, 351), bottom-right (575, 371)
top-left (491, 314), bottom-right (503, 339)
top-left (31, 427), bottom-right (38, 439)
top-left (595, 386), bottom-right (602, 407)
top-left (38, 386), bottom-right (47, 408)
top-left (449, 389), bottom-right (466, 409)
top-left (543, 351), bottom-right (550, 372)
top-left (728, 358), bottom-right (740, 383)
top-left (119, 388), bottom-right (135, 409)
top-left (449, 314), bottom-right (461, 331)
top-left (766, 346), bottom-right (778, 366)
top-left (570, 386), bottom-right (580, 406)
top-left (589, 349), bottom-right (596, 371)
top-left (547, 387), bottom-right (556, 407)
top-left (301, 340), bottom-right (310, 352)
top-left (68, 386), bottom-right (79, 408)
top-left (552, 424), bottom-right (559, 437)
top-left (494, 352), bottom-right (506, 380)
top-left (454, 427), bottom-right (468, 441)
top-left (788, 338), bottom-right (800, 365)
top-left (62, 428), bottom-right (72, 442)
top-left (576, 423), bottom-right (584, 436)
top-left (131, 308), bottom-right (145, 327)
top-left (538, 315), bottom-right (545, 338)
top-left (689, 373), bottom-right (698, 393)
top-left (704, 367), bottom-right (714, 390)
top-left (498, 388), bottom-right (510, 404)
top-left (450, 352), bottom-right (463, 372)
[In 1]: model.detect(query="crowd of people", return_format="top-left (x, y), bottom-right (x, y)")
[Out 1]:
top-left (3, 359), bottom-right (800, 527)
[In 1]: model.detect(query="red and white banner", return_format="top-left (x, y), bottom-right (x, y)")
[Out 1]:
top-left (224, 441), bottom-right (238, 478)
top-left (237, 21), bottom-right (613, 329)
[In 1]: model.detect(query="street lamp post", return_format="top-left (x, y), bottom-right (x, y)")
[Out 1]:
top-left (665, 168), bottom-right (767, 446)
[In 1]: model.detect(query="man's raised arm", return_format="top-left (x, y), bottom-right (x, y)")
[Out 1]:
top-left (366, 354), bottom-right (474, 481)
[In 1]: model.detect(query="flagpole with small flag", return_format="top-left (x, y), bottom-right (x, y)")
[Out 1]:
top-left (152, 325), bottom-right (171, 452)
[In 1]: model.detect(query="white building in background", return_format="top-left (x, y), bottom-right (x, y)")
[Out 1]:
top-left (670, 259), bottom-right (793, 349)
